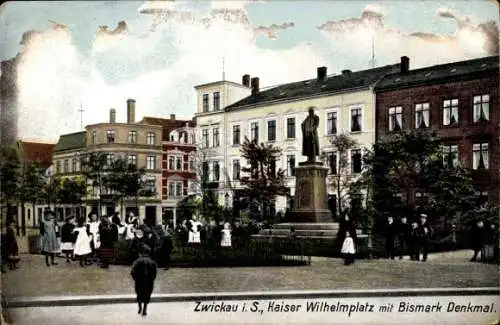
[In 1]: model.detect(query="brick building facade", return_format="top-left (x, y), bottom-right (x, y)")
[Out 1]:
top-left (375, 55), bottom-right (499, 206)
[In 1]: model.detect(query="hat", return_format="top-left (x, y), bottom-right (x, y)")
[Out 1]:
top-left (65, 215), bottom-right (75, 222)
top-left (420, 214), bottom-right (427, 218)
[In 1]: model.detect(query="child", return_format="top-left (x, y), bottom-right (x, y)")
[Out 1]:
top-left (341, 231), bottom-right (356, 265)
top-left (61, 216), bottom-right (76, 263)
top-left (73, 217), bottom-right (92, 267)
top-left (98, 216), bottom-right (117, 269)
top-left (130, 243), bottom-right (157, 317)
top-left (87, 213), bottom-right (101, 264)
top-left (220, 222), bottom-right (232, 248)
top-left (40, 211), bottom-right (60, 267)
top-left (4, 220), bottom-right (20, 270)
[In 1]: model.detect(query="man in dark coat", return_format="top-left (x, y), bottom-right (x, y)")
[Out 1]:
top-left (98, 217), bottom-right (118, 268)
top-left (131, 243), bottom-right (157, 317)
top-left (385, 215), bottom-right (397, 259)
top-left (415, 214), bottom-right (433, 262)
top-left (398, 216), bottom-right (413, 260)
top-left (470, 219), bottom-right (486, 262)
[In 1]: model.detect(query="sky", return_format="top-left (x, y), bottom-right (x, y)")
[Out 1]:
top-left (0, 0), bottom-right (498, 143)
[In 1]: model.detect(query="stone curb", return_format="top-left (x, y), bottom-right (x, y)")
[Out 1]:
top-left (5, 288), bottom-right (499, 308)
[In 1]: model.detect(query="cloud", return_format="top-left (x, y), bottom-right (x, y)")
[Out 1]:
top-left (318, 4), bottom-right (498, 70)
top-left (253, 22), bottom-right (295, 40)
top-left (93, 21), bottom-right (129, 52)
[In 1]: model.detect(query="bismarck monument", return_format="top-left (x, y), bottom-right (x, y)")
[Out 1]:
top-left (286, 106), bottom-right (331, 223)
top-left (253, 107), bottom-right (366, 256)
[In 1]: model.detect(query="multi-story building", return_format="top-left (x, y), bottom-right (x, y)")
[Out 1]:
top-left (193, 77), bottom-right (252, 208)
top-left (51, 131), bottom-right (86, 220)
top-left (195, 62), bottom-right (402, 219)
top-left (140, 115), bottom-right (197, 226)
top-left (375, 55), bottom-right (499, 206)
top-left (83, 99), bottom-right (164, 224)
top-left (15, 141), bottom-right (55, 229)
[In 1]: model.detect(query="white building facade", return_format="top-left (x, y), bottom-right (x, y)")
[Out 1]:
top-left (195, 64), bottom-right (400, 219)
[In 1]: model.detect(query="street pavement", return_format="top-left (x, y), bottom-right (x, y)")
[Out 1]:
top-left (2, 250), bottom-right (498, 299)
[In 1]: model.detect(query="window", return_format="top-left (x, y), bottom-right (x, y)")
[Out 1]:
top-left (251, 121), bottom-right (259, 142)
top-left (213, 128), bottom-right (220, 147)
top-left (232, 125), bottom-right (240, 145)
top-left (168, 181), bottom-right (183, 197)
top-left (213, 161), bottom-right (220, 181)
top-left (128, 130), bottom-right (137, 143)
top-left (106, 154), bottom-right (114, 167)
top-left (92, 130), bottom-right (96, 144)
top-left (443, 99), bottom-right (459, 126)
top-left (71, 158), bottom-right (76, 173)
top-left (147, 155), bottom-right (156, 170)
top-left (189, 157), bottom-right (195, 171)
top-left (64, 159), bottom-right (69, 173)
top-left (350, 107), bottom-right (362, 132)
top-left (144, 178), bottom-right (156, 195)
top-left (168, 156), bottom-right (175, 170)
top-left (176, 156), bottom-right (182, 170)
top-left (415, 103), bottom-right (430, 129)
top-left (127, 154), bottom-right (137, 166)
top-left (202, 161), bottom-right (209, 182)
top-left (232, 160), bottom-right (240, 180)
top-left (287, 155), bottom-right (296, 177)
top-left (267, 120), bottom-right (276, 142)
top-left (269, 158), bottom-right (276, 176)
top-left (56, 161), bottom-right (61, 174)
top-left (351, 149), bottom-right (362, 173)
top-left (286, 117), bottom-right (296, 139)
top-left (106, 130), bottom-right (115, 143)
top-left (213, 91), bottom-right (220, 111)
top-left (473, 143), bottom-right (489, 170)
top-left (202, 129), bottom-right (209, 148)
top-left (147, 132), bottom-right (156, 145)
top-left (388, 106), bottom-right (402, 131)
top-left (326, 111), bottom-right (337, 135)
top-left (473, 94), bottom-right (490, 122)
top-left (442, 144), bottom-right (458, 168)
top-left (326, 152), bottom-right (337, 175)
top-left (202, 94), bottom-right (209, 112)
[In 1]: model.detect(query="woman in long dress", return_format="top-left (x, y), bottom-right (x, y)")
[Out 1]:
top-left (87, 213), bottom-right (101, 263)
top-left (40, 211), bottom-right (60, 267)
top-left (73, 217), bottom-right (92, 267)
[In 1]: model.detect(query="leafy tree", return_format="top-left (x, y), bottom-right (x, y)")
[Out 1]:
top-left (81, 152), bottom-right (108, 215)
top-left (57, 177), bottom-right (86, 207)
top-left (18, 160), bottom-right (48, 233)
top-left (322, 133), bottom-right (358, 219)
top-left (0, 145), bottom-right (20, 219)
top-left (239, 137), bottom-right (288, 224)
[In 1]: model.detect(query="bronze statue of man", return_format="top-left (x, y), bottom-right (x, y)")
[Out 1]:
top-left (301, 107), bottom-right (320, 162)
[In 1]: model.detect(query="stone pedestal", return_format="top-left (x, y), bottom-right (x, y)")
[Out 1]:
top-left (287, 162), bottom-right (332, 223)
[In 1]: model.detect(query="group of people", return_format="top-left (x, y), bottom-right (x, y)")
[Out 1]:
top-left (176, 219), bottom-right (235, 248)
top-left (384, 213), bottom-right (434, 262)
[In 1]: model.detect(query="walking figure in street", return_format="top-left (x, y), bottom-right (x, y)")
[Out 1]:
top-left (470, 218), bottom-right (486, 262)
top-left (415, 214), bottom-right (433, 262)
top-left (40, 211), bottom-right (60, 267)
top-left (131, 243), bottom-right (157, 317)
top-left (61, 216), bottom-right (76, 263)
top-left (341, 231), bottom-right (356, 265)
top-left (397, 216), bottom-right (412, 260)
top-left (384, 215), bottom-right (397, 259)
top-left (73, 217), bottom-right (92, 267)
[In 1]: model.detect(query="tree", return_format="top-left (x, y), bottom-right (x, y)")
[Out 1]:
top-left (0, 145), bottom-right (20, 220)
top-left (323, 133), bottom-right (358, 219)
top-left (57, 177), bottom-right (86, 211)
top-left (18, 160), bottom-right (47, 233)
top-left (239, 137), bottom-right (289, 224)
top-left (81, 152), bottom-right (108, 215)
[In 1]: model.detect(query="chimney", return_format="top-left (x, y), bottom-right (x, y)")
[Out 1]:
top-left (242, 74), bottom-right (250, 87)
top-left (400, 56), bottom-right (410, 74)
top-left (317, 66), bottom-right (327, 80)
top-left (109, 109), bottom-right (116, 123)
top-left (342, 69), bottom-right (352, 75)
top-left (251, 77), bottom-right (259, 95)
top-left (170, 114), bottom-right (176, 121)
top-left (126, 99), bottom-right (136, 124)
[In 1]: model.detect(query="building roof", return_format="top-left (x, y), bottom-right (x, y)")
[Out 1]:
top-left (54, 131), bottom-right (86, 153)
top-left (224, 64), bottom-right (401, 111)
top-left (194, 80), bottom-right (249, 89)
top-left (140, 117), bottom-right (196, 141)
top-left (20, 142), bottom-right (55, 167)
top-left (375, 55), bottom-right (499, 91)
